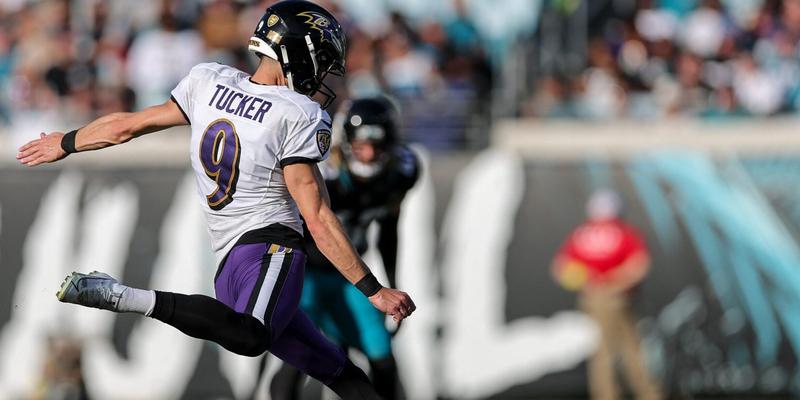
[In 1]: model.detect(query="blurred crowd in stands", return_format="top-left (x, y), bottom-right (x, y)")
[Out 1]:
top-left (523, 0), bottom-right (800, 119)
top-left (7, 0), bottom-right (795, 144)
top-left (0, 0), bottom-right (492, 150)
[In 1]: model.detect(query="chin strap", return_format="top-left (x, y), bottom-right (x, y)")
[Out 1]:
top-left (304, 34), bottom-right (319, 76)
top-left (277, 36), bottom-right (337, 108)
top-left (280, 45), bottom-right (294, 91)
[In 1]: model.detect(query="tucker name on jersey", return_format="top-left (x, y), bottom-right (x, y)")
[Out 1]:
top-left (170, 62), bottom-right (332, 264)
top-left (209, 84), bottom-right (273, 123)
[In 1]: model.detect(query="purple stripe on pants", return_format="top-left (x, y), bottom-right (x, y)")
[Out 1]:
top-left (214, 242), bottom-right (347, 384)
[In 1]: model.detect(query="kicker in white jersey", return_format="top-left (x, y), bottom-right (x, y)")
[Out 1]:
top-left (170, 62), bottom-right (333, 263)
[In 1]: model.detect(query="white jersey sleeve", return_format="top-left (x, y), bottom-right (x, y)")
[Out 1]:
top-left (170, 68), bottom-right (198, 122)
top-left (279, 108), bottom-right (333, 167)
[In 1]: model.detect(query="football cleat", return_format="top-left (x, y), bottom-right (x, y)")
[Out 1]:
top-left (56, 271), bottom-right (123, 312)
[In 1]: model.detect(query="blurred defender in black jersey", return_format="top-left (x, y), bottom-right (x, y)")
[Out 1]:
top-left (270, 96), bottom-right (420, 400)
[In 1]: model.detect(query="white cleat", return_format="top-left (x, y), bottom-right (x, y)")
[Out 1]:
top-left (56, 271), bottom-right (124, 312)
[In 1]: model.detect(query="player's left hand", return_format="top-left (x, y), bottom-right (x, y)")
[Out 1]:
top-left (369, 287), bottom-right (416, 322)
top-left (17, 132), bottom-right (68, 166)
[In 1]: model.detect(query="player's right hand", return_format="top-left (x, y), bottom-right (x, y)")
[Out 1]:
top-left (369, 287), bottom-right (416, 322)
top-left (17, 132), bottom-right (68, 166)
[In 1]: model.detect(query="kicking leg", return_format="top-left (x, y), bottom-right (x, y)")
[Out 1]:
top-left (149, 291), bottom-right (269, 356)
top-left (56, 242), bottom-right (298, 357)
top-left (57, 271), bottom-right (270, 356)
top-left (160, 243), bottom-right (307, 355)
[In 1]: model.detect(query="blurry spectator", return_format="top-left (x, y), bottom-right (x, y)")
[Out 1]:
top-left (552, 189), bottom-right (661, 400)
top-left (346, 28), bottom-right (383, 97)
top-left (446, 0), bottom-right (481, 53)
top-left (781, 0), bottom-right (800, 39)
top-left (197, 0), bottom-right (241, 64)
top-left (379, 29), bottom-right (436, 96)
top-left (126, 0), bottom-right (203, 108)
top-left (674, 51), bottom-right (710, 114)
top-left (679, 0), bottom-right (728, 58)
top-left (574, 39), bottom-right (626, 119)
top-left (700, 85), bottom-right (746, 118)
top-left (732, 52), bottom-right (784, 114)
top-left (635, 5), bottom-right (679, 43)
top-left (522, 75), bottom-right (572, 118)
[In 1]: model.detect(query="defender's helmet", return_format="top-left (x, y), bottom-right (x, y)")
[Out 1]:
top-left (338, 96), bottom-right (400, 178)
top-left (249, 0), bottom-right (346, 108)
top-left (341, 96), bottom-right (399, 149)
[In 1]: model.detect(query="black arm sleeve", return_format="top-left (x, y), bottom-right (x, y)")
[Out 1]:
top-left (374, 146), bottom-right (420, 288)
top-left (376, 212), bottom-right (400, 289)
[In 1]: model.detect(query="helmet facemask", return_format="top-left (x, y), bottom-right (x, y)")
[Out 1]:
top-left (248, 1), bottom-right (346, 109)
top-left (290, 40), bottom-right (345, 109)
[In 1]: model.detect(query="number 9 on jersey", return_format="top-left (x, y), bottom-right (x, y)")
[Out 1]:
top-left (200, 119), bottom-right (241, 210)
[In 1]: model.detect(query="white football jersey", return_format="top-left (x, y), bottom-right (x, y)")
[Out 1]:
top-left (170, 63), bottom-right (333, 263)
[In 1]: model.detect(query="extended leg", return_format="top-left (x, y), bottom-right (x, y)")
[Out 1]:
top-left (152, 244), bottom-right (307, 356)
top-left (57, 242), bottom-right (299, 357)
top-left (149, 291), bottom-right (269, 356)
top-left (56, 271), bottom-right (270, 356)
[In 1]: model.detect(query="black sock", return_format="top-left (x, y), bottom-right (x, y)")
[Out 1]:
top-left (369, 355), bottom-right (401, 400)
top-left (150, 291), bottom-right (270, 356)
top-left (327, 360), bottom-right (383, 400)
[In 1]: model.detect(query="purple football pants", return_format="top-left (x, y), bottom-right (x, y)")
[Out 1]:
top-left (214, 242), bottom-right (347, 384)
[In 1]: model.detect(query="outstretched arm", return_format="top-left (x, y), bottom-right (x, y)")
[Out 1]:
top-left (284, 162), bottom-right (416, 322)
top-left (17, 99), bottom-right (188, 166)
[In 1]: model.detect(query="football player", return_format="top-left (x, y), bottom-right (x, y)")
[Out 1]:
top-left (270, 96), bottom-right (419, 400)
top-left (16, 1), bottom-right (415, 398)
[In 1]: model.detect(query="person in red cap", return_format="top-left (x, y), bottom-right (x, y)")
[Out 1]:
top-left (552, 189), bottom-right (661, 400)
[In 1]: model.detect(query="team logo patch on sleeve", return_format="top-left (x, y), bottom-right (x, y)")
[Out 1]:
top-left (316, 129), bottom-right (332, 155)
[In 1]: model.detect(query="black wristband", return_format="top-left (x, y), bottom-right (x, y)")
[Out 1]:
top-left (355, 273), bottom-right (383, 297)
top-left (60, 129), bottom-right (78, 154)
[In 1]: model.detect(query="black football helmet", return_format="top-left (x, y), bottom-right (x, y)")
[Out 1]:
top-left (248, 0), bottom-right (346, 108)
top-left (338, 96), bottom-right (400, 178)
top-left (341, 96), bottom-right (399, 149)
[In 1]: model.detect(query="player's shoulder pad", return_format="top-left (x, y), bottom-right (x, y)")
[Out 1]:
top-left (275, 88), bottom-right (329, 125)
top-left (189, 62), bottom-right (241, 80)
top-left (392, 145), bottom-right (420, 180)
